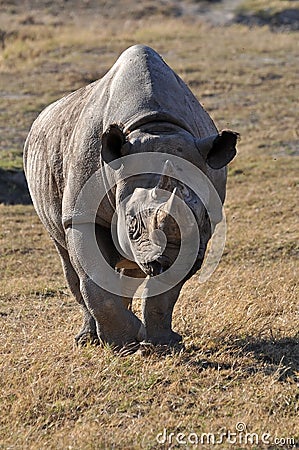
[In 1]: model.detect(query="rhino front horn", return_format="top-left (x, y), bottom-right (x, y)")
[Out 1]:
top-left (163, 187), bottom-right (177, 215)
top-left (162, 188), bottom-right (185, 223)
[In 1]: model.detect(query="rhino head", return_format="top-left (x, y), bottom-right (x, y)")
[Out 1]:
top-left (121, 173), bottom-right (192, 277)
top-left (101, 123), bottom-right (238, 277)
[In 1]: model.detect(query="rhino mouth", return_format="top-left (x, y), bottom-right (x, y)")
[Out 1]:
top-left (141, 255), bottom-right (171, 277)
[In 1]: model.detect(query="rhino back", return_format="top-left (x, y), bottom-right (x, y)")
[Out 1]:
top-left (24, 45), bottom-right (224, 246)
top-left (97, 45), bottom-right (217, 137)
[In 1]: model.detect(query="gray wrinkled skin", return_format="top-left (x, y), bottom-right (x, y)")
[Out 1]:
top-left (24, 45), bottom-right (238, 349)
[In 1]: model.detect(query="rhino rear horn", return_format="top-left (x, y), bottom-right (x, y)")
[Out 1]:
top-left (101, 124), bottom-right (129, 165)
top-left (162, 188), bottom-right (185, 223)
top-left (196, 130), bottom-right (239, 169)
top-left (157, 160), bottom-right (178, 192)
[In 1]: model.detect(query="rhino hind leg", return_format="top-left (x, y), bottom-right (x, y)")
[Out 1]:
top-left (142, 283), bottom-right (183, 345)
top-left (53, 240), bottom-right (99, 346)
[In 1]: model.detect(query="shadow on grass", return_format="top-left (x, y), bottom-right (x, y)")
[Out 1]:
top-left (74, 332), bottom-right (298, 383)
top-left (234, 335), bottom-right (299, 381)
top-left (0, 168), bottom-right (31, 205)
top-left (184, 335), bottom-right (299, 382)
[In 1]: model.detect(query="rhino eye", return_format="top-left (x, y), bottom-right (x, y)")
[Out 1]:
top-left (128, 216), bottom-right (141, 241)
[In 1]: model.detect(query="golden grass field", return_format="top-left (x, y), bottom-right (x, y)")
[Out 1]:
top-left (0, 1), bottom-right (298, 448)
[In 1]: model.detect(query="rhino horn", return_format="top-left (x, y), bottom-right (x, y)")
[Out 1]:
top-left (154, 188), bottom-right (192, 242)
top-left (196, 130), bottom-right (239, 170)
top-left (157, 159), bottom-right (178, 192)
top-left (153, 160), bottom-right (185, 202)
top-left (154, 188), bottom-right (179, 223)
top-left (162, 188), bottom-right (185, 223)
top-left (163, 187), bottom-right (178, 215)
top-left (158, 188), bottom-right (182, 242)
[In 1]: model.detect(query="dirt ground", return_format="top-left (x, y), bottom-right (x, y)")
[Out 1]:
top-left (0, 1), bottom-right (298, 449)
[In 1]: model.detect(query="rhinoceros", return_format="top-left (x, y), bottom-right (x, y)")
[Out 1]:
top-left (24, 45), bottom-right (238, 349)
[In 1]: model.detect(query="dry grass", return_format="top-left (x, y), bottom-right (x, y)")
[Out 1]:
top-left (238, 0), bottom-right (298, 15)
top-left (0, 1), bottom-right (298, 448)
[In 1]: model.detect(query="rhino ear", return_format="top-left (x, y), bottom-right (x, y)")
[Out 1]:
top-left (206, 130), bottom-right (239, 170)
top-left (101, 124), bottom-right (129, 164)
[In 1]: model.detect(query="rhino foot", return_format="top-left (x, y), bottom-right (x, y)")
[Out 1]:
top-left (75, 313), bottom-right (99, 347)
top-left (95, 315), bottom-right (145, 350)
top-left (145, 330), bottom-right (182, 346)
top-left (75, 330), bottom-right (99, 347)
top-left (138, 339), bottom-right (185, 356)
top-left (116, 341), bottom-right (141, 356)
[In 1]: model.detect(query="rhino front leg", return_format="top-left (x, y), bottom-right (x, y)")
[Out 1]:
top-left (65, 225), bottom-right (145, 348)
top-left (53, 239), bottom-right (98, 345)
top-left (142, 282), bottom-right (183, 345)
top-left (80, 276), bottom-right (145, 347)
